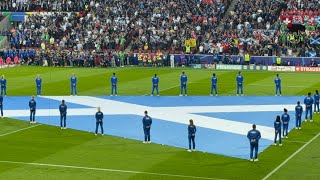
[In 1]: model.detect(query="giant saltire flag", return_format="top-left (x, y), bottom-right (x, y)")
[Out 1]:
top-left (310, 37), bottom-right (320, 45)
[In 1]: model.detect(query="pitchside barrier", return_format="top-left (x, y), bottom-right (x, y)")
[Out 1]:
top-left (189, 64), bottom-right (320, 72)
top-left (133, 53), bottom-right (320, 66)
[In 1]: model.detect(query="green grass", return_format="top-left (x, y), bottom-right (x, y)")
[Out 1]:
top-left (0, 66), bottom-right (320, 179)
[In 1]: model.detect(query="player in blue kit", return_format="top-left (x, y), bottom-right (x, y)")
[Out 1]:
top-left (70, 73), bottom-right (77, 96)
top-left (59, 100), bottom-right (67, 129)
top-left (35, 74), bottom-right (42, 96)
top-left (110, 73), bottom-right (118, 96)
top-left (295, 101), bottom-right (303, 129)
top-left (281, 108), bottom-right (290, 138)
top-left (0, 95), bottom-right (3, 118)
top-left (247, 124), bottom-right (261, 162)
top-left (1, 75), bottom-right (7, 96)
top-left (210, 73), bottom-right (218, 96)
top-left (314, 90), bottom-right (319, 114)
top-left (151, 74), bottom-right (159, 96)
top-left (29, 96), bottom-right (37, 123)
top-left (236, 71), bottom-right (244, 96)
top-left (95, 107), bottom-right (104, 135)
top-left (142, 111), bottom-right (152, 143)
top-left (273, 115), bottom-right (282, 146)
top-left (187, 119), bottom-right (197, 152)
top-left (179, 72), bottom-right (188, 96)
top-left (274, 74), bottom-right (282, 96)
top-left (304, 92), bottom-right (314, 122)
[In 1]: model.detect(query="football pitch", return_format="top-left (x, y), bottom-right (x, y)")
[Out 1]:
top-left (0, 66), bottom-right (320, 179)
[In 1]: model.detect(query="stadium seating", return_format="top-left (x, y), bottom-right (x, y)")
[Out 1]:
top-left (0, 0), bottom-right (318, 60)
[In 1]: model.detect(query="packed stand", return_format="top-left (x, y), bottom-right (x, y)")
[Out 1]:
top-left (0, 0), bottom-right (87, 12)
top-left (6, 0), bottom-right (134, 51)
top-left (130, 0), bottom-right (231, 52)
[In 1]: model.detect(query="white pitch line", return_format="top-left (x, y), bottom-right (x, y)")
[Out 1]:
top-left (0, 124), bottom-right (41, 137)
top-left (0, 160), bottom-right (223, 180)
top-left (262, 132), bottom-right (320, 180)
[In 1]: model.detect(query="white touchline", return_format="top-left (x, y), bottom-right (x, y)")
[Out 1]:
top-left (0, 160), bottom-right (224, 180)
top-left (0, 124), bottom-right (41, 137)
top-left (262, 132), bottom-right (320, 180)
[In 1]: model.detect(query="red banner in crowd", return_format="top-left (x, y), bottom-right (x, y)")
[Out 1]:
top-left (295, 66), bottom-right (320, 72)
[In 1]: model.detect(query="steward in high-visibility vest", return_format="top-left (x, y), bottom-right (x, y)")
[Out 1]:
top-left (276, 56), bottom-right (281, 65)
top-left (245, 53), bottom-right (250, 64)
top-left (186, 46), bottom-right (191, 54)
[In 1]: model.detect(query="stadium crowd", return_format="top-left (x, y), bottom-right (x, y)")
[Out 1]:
top-left (0, 0), bottom-right (318, 65)
top-left (0, 0), bottom-right (87, 12)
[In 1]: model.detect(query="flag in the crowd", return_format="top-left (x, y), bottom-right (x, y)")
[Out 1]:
top-left (292, 15), bottom-right (304, 24)
top-left (308, 16), bottom-right (315, 26)
top-left (308, 51), bottom-right (317, 57)
top-left (310, 37), bottom-right (320, 45)
top-left (315, 16), bottom-right (320, 25)
top-left (305, 25), bottom-right (316, 31)
top-left (253, 30), bottom-right (276, 41)
top-left (281, 16), bottom-right (293, 27)
top-left (238, 38), bottom-right (244, 45)
top-left (221, 37), bottom-right (228, 42)
top-left (240, 38), bottom-right (253, 45)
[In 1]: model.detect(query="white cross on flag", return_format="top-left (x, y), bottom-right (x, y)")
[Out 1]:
top-left (282, 16), bottom-right (293, 27)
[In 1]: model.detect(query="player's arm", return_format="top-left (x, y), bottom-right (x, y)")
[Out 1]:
top-left (142, 117), bottom-right (146, 126)
top-left (304, 98), bottom-right (307, 104)
top-left (247, 131), bottom-right (250, 140)
top-left (257, 131), bottom-right (261, 140)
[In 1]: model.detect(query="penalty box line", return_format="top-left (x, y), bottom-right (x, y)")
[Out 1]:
top-left (0, 160), bottom-right (225, 180)
top-left (262, 132), bottom-right (320, 180)
top-left (0, 124), bottom-right (42, 137)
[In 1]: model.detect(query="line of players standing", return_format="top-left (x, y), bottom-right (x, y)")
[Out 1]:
top-left (0, 73), bottom-right (319, 156)
top-left (247, 91), bottom-right (319, 162)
